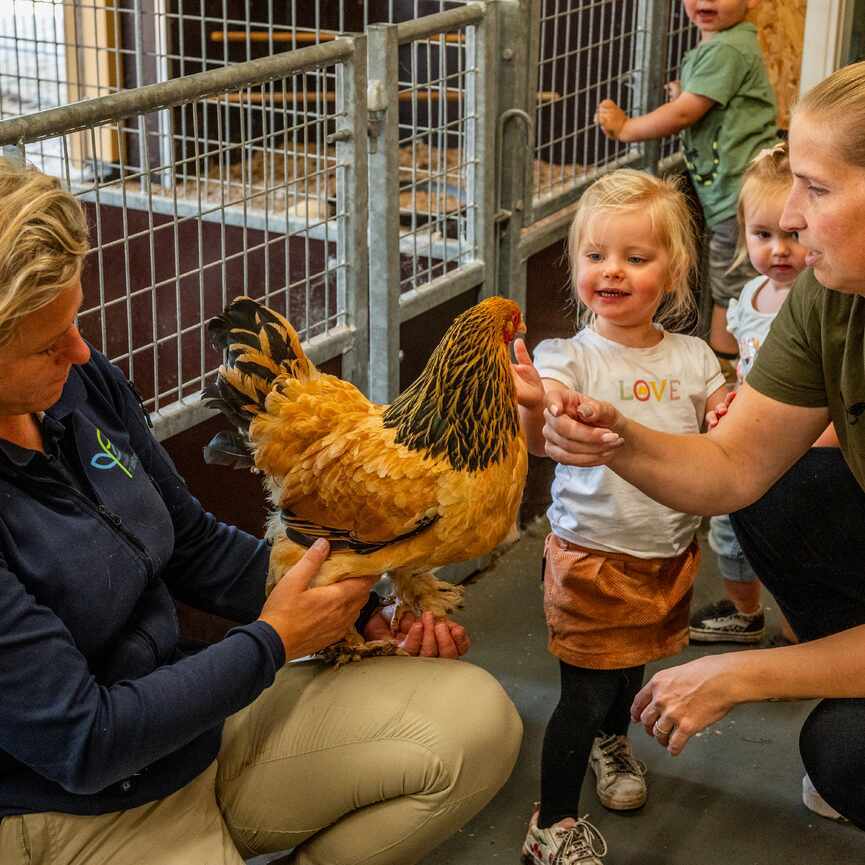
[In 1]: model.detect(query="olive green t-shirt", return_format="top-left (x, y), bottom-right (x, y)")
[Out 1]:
top-left (747, 269), bottom-right (865, 490)
top-left (680, 22), bottom-right (777, 226)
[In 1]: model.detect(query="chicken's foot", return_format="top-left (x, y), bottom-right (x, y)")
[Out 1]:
top-left (388, 569), bottom-right (464, 631)
top-left (317, 627), bottom-right (407, 667)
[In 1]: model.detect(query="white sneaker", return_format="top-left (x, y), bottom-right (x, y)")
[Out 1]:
top-left (521, 808), bottom-right (608, 865)
top-left (802, 773), bottom-right (847, 821)
top-left (589, 733), bottom-right (647, 810)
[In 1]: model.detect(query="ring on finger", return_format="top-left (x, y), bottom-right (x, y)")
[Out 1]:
top-left (653, 719), bottom-right (673, 736)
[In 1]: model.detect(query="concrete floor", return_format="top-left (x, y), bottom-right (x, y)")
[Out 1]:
top-left (253, 519), bottom-right (863, 865)
top-left (421, 519), bottom-right (863, 865)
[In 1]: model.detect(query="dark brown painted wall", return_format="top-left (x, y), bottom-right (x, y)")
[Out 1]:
top-left (519, 240), bottom-right (573, 526)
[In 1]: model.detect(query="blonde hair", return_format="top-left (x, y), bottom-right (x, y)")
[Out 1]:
top-left (794, 60), bottom-right (865, 169)
top-left (567, 168), bottom-right (697, 329)
top-left (729, 141), bottom-right (791, 271)
top-left (0, 157), bottom-right (89, 349)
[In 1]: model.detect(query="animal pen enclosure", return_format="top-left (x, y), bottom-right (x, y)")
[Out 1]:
top-left (0, 0), bottom-right (708, 441)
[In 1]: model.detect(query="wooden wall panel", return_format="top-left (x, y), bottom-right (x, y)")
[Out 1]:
top-left (748, 0), bottom-right (807, 129)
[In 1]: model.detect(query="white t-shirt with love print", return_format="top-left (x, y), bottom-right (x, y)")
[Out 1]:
top-left (534, 327), bottom-right (725, 559)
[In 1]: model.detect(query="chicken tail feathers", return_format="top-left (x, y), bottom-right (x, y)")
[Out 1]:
top-left (204, 296), bottom-right (312, 433)
top-left (281, 509), bottom-right (440, 555)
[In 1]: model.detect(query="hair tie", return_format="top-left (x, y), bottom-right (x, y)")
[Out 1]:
top-left (755, 141), bottom-right (787, 162)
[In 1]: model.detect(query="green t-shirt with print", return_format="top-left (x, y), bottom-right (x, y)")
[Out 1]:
top-left (680, 21), bottom-right (777, 226)
top-left (747, 269), bottom-right (865, 491)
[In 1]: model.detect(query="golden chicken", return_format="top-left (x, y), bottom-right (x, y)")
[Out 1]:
top-left (205, 295), bottom-right (528, 659)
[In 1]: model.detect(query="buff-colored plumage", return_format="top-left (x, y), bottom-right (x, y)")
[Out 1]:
top-left (205, 295), bottom-right (528, 657)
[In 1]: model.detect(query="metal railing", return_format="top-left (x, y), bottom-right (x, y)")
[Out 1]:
top-left (0, 0), bottom-right (706, 435)
top-left (366, 4), bottom-right (492, 402)
top-left (0, 38), bottom-right (369, 440)
top-left (527, 0), bottom-right (640, 221)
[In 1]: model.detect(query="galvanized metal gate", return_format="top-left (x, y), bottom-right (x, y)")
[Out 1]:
top-left (0, 37), bottom-right (370, 440)
top-left (0, 0), bottom-right (696, 437)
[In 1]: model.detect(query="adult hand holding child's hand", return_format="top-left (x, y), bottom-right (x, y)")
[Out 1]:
top-left (543, 389), bottom-right (625, 467)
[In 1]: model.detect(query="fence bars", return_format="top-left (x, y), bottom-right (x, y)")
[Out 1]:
top-left (633, 0), bottom-right (672, 173)
top-left (366, 3), bottom-right (490, 404)
top-left (0, 38), bottom-right (368, 441)
top-left (507, 0), bottom-right (697, 298)
top-left (0, 1), bottom-right (708, 423)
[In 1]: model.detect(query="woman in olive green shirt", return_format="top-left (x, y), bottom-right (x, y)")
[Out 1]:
top-left (533, 61), bottom-right (865, 828)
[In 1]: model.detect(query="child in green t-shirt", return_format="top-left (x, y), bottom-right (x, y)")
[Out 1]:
top-left (595, 0), bottom-right (777, 361)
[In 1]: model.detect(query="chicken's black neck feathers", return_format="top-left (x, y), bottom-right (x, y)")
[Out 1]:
top-left (382, 311), bottom-right (519, 472)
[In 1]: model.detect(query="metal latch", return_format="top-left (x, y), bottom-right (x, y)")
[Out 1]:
top-left (326, 129), bottom-right (352, 144)
top-left (367, 79), bottom-right (389, 152)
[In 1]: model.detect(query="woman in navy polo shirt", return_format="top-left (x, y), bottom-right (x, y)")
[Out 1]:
top-left (0, 158), bottom-right (521, 865)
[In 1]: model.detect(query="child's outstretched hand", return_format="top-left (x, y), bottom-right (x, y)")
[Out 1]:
top-left (512, 338), bottom-right (545, 410)
top-left (705, 390), bottom-right (736, 430)
top-left (596, 99), bottom-right (629, 140)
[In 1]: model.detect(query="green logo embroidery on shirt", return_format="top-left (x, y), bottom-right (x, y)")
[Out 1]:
top-left (90, 428), bottom-right (136, 478)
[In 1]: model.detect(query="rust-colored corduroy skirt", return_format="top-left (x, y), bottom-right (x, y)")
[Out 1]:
top-left (543, 532), bottom-right (700, 669)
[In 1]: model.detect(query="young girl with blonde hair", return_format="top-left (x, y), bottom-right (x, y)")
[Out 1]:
top-left (689, 143), bottom-right (818, 646)
top-left (537, 60), bottom-right (865, 830)
top-left (513, 168), bottom-right (727, 865)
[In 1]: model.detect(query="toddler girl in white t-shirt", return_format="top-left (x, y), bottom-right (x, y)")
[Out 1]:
top-left (513, 169), bottom-right (727, 865)
top-left (689, 144), bottom-right (835, 649)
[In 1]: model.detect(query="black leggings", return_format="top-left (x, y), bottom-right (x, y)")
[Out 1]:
top-left (731, 447), bottom-right (865, 830)
top-left (538, 660), bottom-right (644, 828)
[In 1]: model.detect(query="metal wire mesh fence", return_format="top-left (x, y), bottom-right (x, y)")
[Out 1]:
top-left (0, 40), bottom-right (367, 439)
top-left (0, 1), bottom-right (68, 114)
top-left (531, 0), bottom-right (639, 205)
top-left (393, 21), bottom-right (479, 292)
top-left (0, 0), bottom-right (471, 119)
top-left (365, 6), bottom-right (490, 402)
top-left (0, 1), bottom-right (707, 425)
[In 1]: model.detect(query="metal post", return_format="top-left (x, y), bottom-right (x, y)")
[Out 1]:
top-left (338, 34), bottom-right (370, 395)
top-left (465, 0), bottom-right (497, 299)
top-left (366, 23), bottom-right (401, 404)
top-left (154, 0), bottom-right (174, 189)
top-left (521, 0), bottom-right (541, 229)
top-left (493, 0), bottom-right (532, 311)
top-left (633, 0), bottom-right (672, 174)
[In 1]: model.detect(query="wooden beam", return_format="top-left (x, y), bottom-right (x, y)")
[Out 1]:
top-left (747, 0), bottom-right (807, 129)
top-left (64, 0), bottom-right (121, 168)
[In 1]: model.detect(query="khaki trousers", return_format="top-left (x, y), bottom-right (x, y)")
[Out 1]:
top-left (0, 657), bottom-right (522, 865)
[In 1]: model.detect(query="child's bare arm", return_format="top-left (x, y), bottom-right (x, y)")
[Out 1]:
top-left (513, 339), bottom-right (551, 456)
top-left (596, 92), bottom-right (715, 143)
top-left (518, 380), bottom-right (568, 457)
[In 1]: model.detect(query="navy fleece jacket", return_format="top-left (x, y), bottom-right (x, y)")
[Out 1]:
top-left (0, 349), bottom-right (283, 817)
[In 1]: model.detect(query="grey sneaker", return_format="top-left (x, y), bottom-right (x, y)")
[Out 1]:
top-left (589, 733), bottom-right (647, 810)
top-left (521, 808), bottom-right (608, 865)
top-left (689, 598), bottom-right (765, 643)
top-left (802, 773), bottom-right (847, 821)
